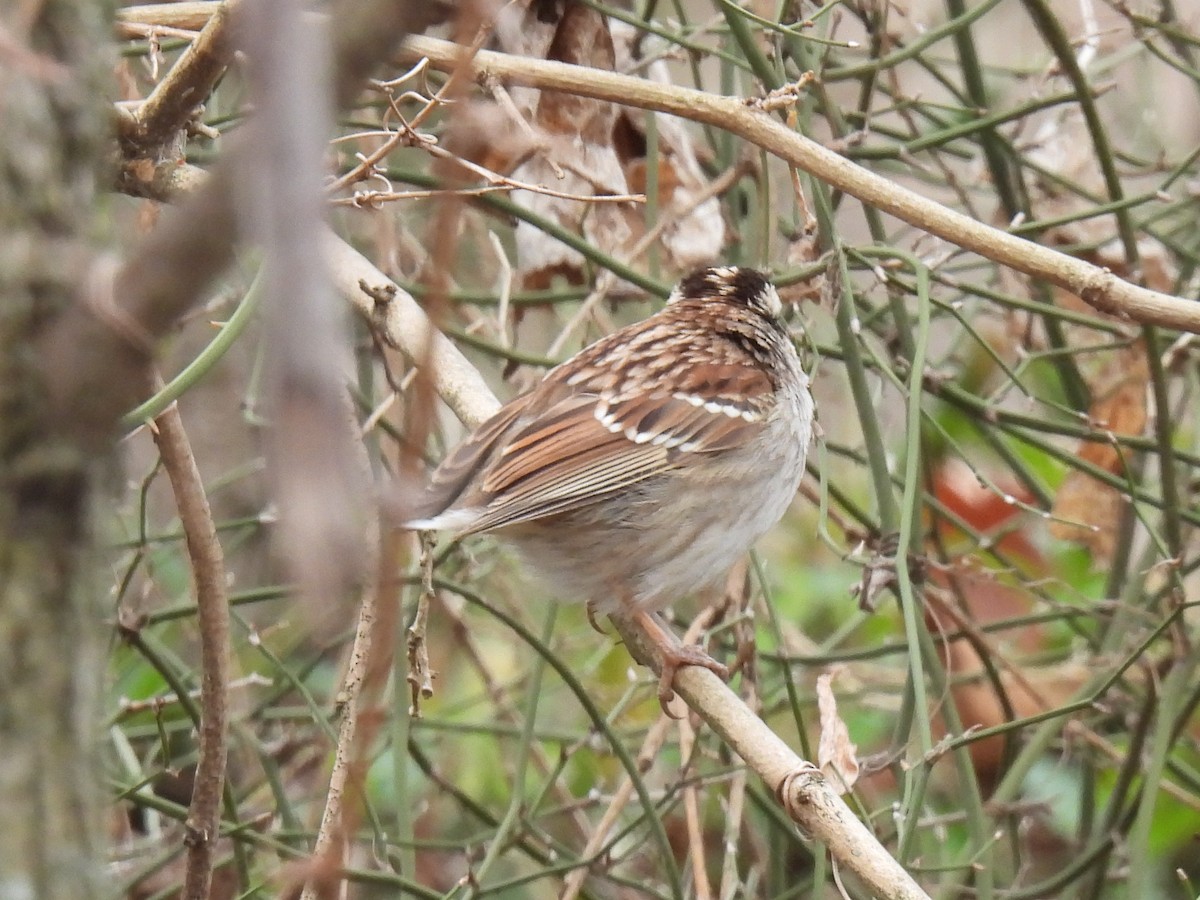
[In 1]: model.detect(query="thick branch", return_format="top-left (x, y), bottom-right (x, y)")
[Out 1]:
top-left (117, 0), bottom-right (239, 156)
top-left (610, 615), bottom-right (931, 900)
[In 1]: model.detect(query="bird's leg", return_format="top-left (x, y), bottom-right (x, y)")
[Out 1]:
top-left (632, 609), bottom-right (729, 713)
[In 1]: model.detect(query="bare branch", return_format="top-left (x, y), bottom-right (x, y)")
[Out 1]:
top-left (149, 389), bottom-right (231, 900)
top-left (115, 2), bottom-right (218, 35)
top-left (400, 34), bottom-right (1200, 334)
top-left (609, 615), bottom-right (932, 900)
top-left (236, 0), bottom-right (369, 623)
top-left (117, 0), bottom-right (239, 156)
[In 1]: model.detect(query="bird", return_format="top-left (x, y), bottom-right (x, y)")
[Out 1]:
top-left (403, 265), bottom-right (814, 706)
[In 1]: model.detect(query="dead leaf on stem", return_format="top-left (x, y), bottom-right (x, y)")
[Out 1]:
top-left (489, 2), bottom-right (726, 290)
top-left (816, 670), bottom-right (860, 794)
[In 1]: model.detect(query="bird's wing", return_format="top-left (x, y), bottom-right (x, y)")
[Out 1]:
top-left (412, 325), bottom-right (781, 534)
top-left (593, 362), bottom-right (776, 454)
top-left (458, 391), bottom-right (676, 533)
top-left (456, 369), bottom-right (776, 534)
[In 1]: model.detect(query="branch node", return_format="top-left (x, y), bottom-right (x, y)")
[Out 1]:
top-left (775, 761), bottom-right (824, 817)
top-left (183, 820), bottom-right (210, 848)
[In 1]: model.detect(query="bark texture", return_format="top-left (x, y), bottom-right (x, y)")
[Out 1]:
top-left (0, 3), bottom-right (114, 897)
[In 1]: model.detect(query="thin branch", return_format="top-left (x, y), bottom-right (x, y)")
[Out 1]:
top-left (399, 34), bottom-right (1200, 334)
top-left (609, 615), bottom-right (931, 900)
top-left (238, 0), bottom-right (370, 626)
top-left (297, 386), bottom-right (404, 900)
top-left (118, 0), bottom-right (239, 156)
top-left (324, 237), bottom-right (503, 427)
top-left (299, 558), bottom-right (380, 899)
top-left (149, 390), bottom-right (231, 900)
top-left (115, 2), bottom-right (217, 35)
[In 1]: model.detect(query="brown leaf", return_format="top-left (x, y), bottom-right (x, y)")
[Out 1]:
top-left (495, 2), bottom-right (631, 289)
top-left (937, 623), bottom-right (1088, 789)
top-left (931, 458), bottom-right (1042, 569)
top-left (1049, 345), bottom-right (1149, 561)
top-left (816, 670), bottom-right (860, 794)
top-left (610, 20), bottom-right (727, 271)
top-left (436, 101), bottom-right (537, 179)
top-left (536, 3), bottom-right (616, 142)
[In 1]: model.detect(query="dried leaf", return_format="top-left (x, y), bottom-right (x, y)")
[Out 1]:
top-left (816, 671), bottom-right (860, 794)
top-left (777, 221), bottom-right (823, 306)
top-left (936, 620), bottom-right (1088, 788)
top-left (536, 3), bottom-right (616, 143)
top-left (494, 4), bottom-right (728, 286)
top-left (1049, 346), bottom-right (1149, 561)
top-left (610, 20), bottom-right (726, 271)
top-left (931, 458), bottom-right (1041, 567)
top-left (510, 148), bottom-right (632, 289)
top-left (437, 100), bottom-right (537, 179)
top-left (497, 2), bottom-right (631, 288)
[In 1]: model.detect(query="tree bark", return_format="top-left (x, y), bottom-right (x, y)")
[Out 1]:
top-left (0, 3), bottom-right (115, 897)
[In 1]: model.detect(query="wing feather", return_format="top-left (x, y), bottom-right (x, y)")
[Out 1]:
top-left (597, 363), bottom-right (775, 455)
top-left (412, 320), bottom-right (784, 535)
top-left (462, 438), bottom-right (670, 533)
top-left (407, 398), bottom-right (529, 521)
top-left (456, 393), bottom-right (673, 532)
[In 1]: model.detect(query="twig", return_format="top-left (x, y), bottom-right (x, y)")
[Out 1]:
top-left (118, 0), bottom-right (238, 156)
top-left (558, 609), bottom-right (734, 900)
top-left (323, 213), bottom-right (503, 428)
top-left (399, 33), bottom-right (1200, 334)
top-left (299, 575), bottom-right (378, 899)
top-left (406, 534), bottom-right (436, 712)
top-left (114, 673), bottom-right (269, 717)
top-left (115, 2), bottom-right (217, 34)
top-left (149, 387), bottom-right (232, 900)
top-left (332, 182), bottom-right (644, 207)
top-left (557, 716), bottom-right (676, 900)
top-left (297, 392), bottom-right (392, 900)
top-left (609, 614), bottom-right (931, 900)
top-left (678, 715), bottom-right (713, 900)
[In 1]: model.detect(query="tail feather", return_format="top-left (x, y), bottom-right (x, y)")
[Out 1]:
top-left (383, 473), bottom-right (481, 533)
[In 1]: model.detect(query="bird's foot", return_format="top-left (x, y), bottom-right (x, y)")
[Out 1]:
top-left (654, 643), bottom-right (729, 715)
top-left (633, 610), bottom-right (728, 717)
